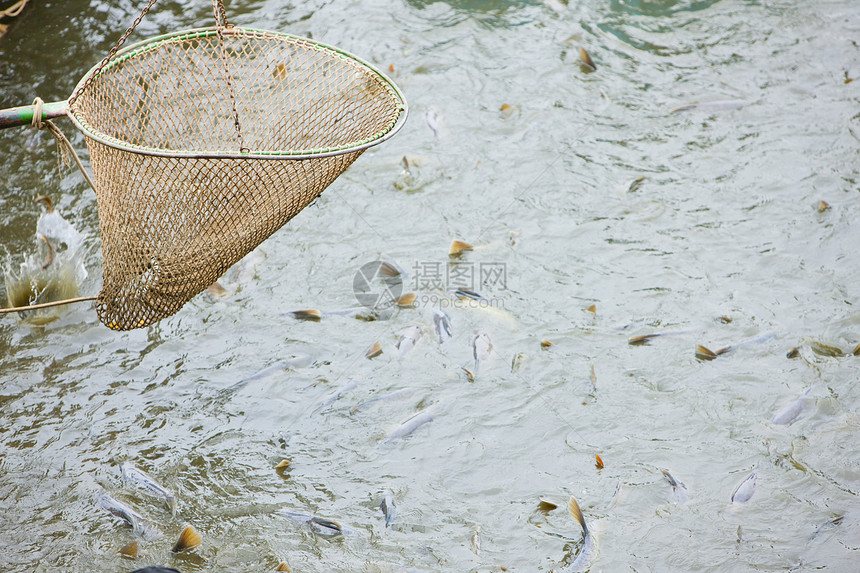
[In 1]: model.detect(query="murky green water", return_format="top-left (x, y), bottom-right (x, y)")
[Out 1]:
top-left (2, 0), bottom-right (860, 571)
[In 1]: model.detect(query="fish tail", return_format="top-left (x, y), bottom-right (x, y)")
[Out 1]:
top-left (568, 496), bottom-right (588, 535)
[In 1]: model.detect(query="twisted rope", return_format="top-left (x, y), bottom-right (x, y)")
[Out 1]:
top-left (31, 97), bottom-right (97, 193)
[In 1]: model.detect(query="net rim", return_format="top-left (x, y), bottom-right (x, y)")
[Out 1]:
top-left (66, 26), bottom-right (408, 160)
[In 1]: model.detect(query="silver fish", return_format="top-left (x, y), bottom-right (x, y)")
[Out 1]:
top-left (730, 470), bottom-right (757, 504)
top-left (350, 387), bottom-right (419, 414)
top-left (472, 333), bottom-right (493, 372)
top-left (425, 108), bottom-right (441, 140)
top-left (433, 309), bottom-right (453, 343)
top-left (670, 100), bottom-right (747, 114)
top-left (396, 325), bottom-right (423, 359)
top-left (119, 462), bottom-right (177, 514)
top-left (381, 405), bottom-right (438, 444)
top-left (380, 490), bottom-right (397, 527)
top-left (277, 509), bottom-right (348, 536)
top-left (661, 469), bottom-right (689, 504)
top-left (96, 492), bottom-right (159, 540)
top-left (556, 496), bottom-right (596, 573)
top-left (771, 387), bottom-right (813, 426)
top-left (223, 354), bottom-right (313, 394)
top-left (312, 379), bottom-right (359, 415)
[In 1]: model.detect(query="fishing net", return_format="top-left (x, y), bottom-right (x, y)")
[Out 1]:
top-left (64, 2), bottom-right (406, 330)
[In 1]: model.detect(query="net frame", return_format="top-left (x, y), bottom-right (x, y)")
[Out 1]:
top-left (64, 26), bottom-right (407, 330)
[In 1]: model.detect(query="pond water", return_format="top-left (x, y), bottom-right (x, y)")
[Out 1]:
top-left (1, 0), bottom-right (860, 571)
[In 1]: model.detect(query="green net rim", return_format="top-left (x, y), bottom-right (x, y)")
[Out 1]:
top-left (66, 27), bottom-right (408, 160)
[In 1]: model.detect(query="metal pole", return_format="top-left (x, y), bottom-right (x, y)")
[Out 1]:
top-left (0, 100), bottom-right (68, 129)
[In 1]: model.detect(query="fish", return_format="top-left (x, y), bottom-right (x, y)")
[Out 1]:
top-left (809, 341), bottom-right (843, 357)
top-left (350, 388), bottom-right (418, 414)
top-left (171, 524), bottom-right (201, 553)
top-left (312, 379), bottom-right (359, 414)
top-left (579, 47), bottom-right (596, 71)
top-left (449, 240), bottom-right (473, 257)
top-left (96, 492), bottom-right (159, 540)
top-left (120, 462), bottom-right (177, 515)
top-left (455, 288), bottom-right (486, 303)
top-left (425, 108), bottom-right (441, 140)
top-left (771, 387), bottom-right (813, 425)
top-left (277, 509), bottom-right (348, 536)
top-left (472, 333), bottom-right (493, 373)
top-left (810, 515), bottom-right (844, 541)
top-left (34, 195), bottom-right (85, 254)
top-left (511, 353), bottom-right (525, 373)
top-left (670, 100), bottom-right (747, 114)
top-left (556, 496), bottom-right (597, 573)
top-left (222, 354), bottom-right (313, 394)
top-left (381, 404), bottom-right (439, 444)
top-left (396, 325), bottom-right (423, 359)
top-left (432, 309), bottom-right (453, 343)
top-left (470, 525), bottom-right (481, 555)
top-left (625, 176), bottom-right (645, 194)
top-left (207, 281), bottom-right (228, 297)
top-left (698, 332), bottom-right (779, 359)
top-left (661, 469), bottom-right (690, 504)
top-left (380, 490), bottom-right (397, 527)
top-left (730, 470), bottom-right (757, 504)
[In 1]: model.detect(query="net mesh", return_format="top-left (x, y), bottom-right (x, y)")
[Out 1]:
top-left (68, 27), bottom-right (405, 330)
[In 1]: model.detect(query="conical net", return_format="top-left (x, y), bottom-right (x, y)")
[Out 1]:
top-left (68, 27), bottom-right (406, 330)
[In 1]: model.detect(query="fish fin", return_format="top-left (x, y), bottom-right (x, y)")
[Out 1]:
top-left (568, 496), bottom-right (588, 534)
top-left (396, 292), bottom-right (417, 307)
top-left (119, 540), bottom-right (138, 558)
top-left (595, 454), bottom-right (604, 469)
top-left (628, 334), bottom-right (657, 345)
top-left (171, 524), bottom-right (202, 553)
top-left (276, 562), bottom-right (292, 572)
top-left (695, 344), bottom-right (718, 360)
top-left (579, 46), bottom-right (596, 70)
top-left (449, 240), bottom-right (474, 257)
top-left (538, 499), bottom-right (558, 512)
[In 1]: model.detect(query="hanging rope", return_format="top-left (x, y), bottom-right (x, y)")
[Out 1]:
top-left (0, 0), bottom-right (30, 19)
top-left (31, 97), bottom-right (98, 193)
top-left (212, 0), bottom-right (247, 152)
